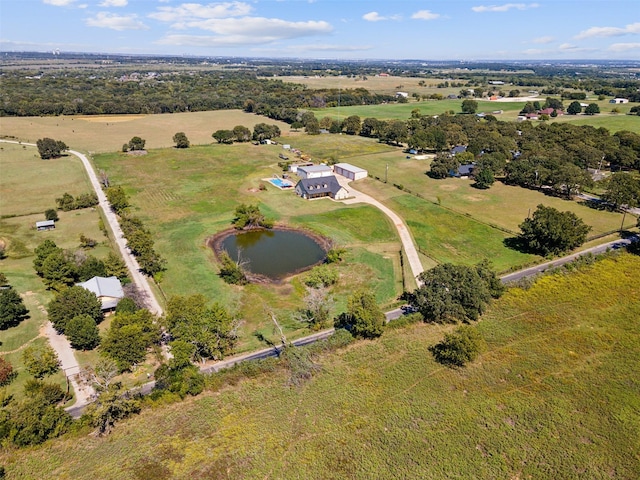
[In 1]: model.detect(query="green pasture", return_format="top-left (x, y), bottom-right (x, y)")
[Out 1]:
top-left (92, 143), bottom-right (404, 352)
top-left (4, 253), bottom-right (638, 479)
top-left (0, 142), bottom-right (120, 400)
top-left (0, 142), bottom-right (93, 217)
top-left (350, 152), bottom-right (631, 236)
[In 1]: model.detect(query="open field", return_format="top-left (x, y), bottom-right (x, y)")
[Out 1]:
top-left (3, 253), bottom-right (639, 479)
top-left (0, 110), bottom-right (291, 153)
top-left (0, 142), bottom-right (116, 401)
top-left (349, 151), bottom-right (631, 236)
top-left (92, 143), bottom-right (404, 352)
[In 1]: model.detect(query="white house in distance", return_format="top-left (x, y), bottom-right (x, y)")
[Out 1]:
top-left (333, 163), bottom-right (368, 181)
top-left (610, 98), bottom-right (629, 104)
top-left (296, 164), bottom-right (333, 179)
top-left (78, 276), bottom-right (124, 311)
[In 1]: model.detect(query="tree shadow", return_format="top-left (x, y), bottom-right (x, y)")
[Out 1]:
top-left (503, 236), bottom-right (538, 254)
top-left (578, 198), bottom-right (613, 212)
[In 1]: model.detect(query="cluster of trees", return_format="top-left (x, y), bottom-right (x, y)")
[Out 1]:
top-left (122, 136), bottom-right (145, 152)
top-left (55, 191), bottom-right (99, 211)
top-left (567, 101), bottom-right (600, 115)
top-left (231, 203), bottom-right (273, 230)
top-left (36, 138), bottom-right (67, 159)
top-left (517, 205), bottom-right (591, 255)
top-left (120, 216), bottom-right (166, 277)
top-left (1, 70), bottom-right (397, 117)
top-left (33, 239), bottom-right (128, 292)
top-left (0, 273), bottom-right (29, 330)
top-left (104, 186), bottom-right (165, 277)
top-left (172, 132), bottom-right (189, 148)
top-left (48, 285), bottom-right (103, 347)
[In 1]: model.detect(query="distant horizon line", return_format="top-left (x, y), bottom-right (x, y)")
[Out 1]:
top-left (2, 50), bottom-right (639, 65)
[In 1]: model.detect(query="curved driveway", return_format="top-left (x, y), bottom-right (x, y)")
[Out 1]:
top-left (336, 176), bottom-right (425, 286)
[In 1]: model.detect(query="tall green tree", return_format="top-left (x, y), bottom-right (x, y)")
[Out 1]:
top-left (212, 129), bottom-right (234, 144)
top-left (40, 250), bottom-right (76, 291)
top-left (36, 138), bottom-right (67, 159)
top-left (518, 205), bottom-right (591, 255)
top-left (47, 285), bottom-right (103, 334)
top-left (165, 295), bottom-right (237, 362)
top-left (66, 314), bottom-right (100, 350)
top-left (127, 136), bottom-right (146, 151)
top-left (172, 132), bottom-right (190, 148)
top-left (567, 101), bottom-right (582, 115)
top-left (0, 288), bottom-right (29, 330)
top-left (429, 325), bottom-right (484, 367)
top-left (232, 203), bottom-right (272, 229)
top-left (584, 103), bottom-right (600, 115)
top-left (33, 239), bottom-right (61, 276)
top-left (342, 115), bottom-right (362, 135)
top-left (411, 263), bottom-right (499, 324)
top-left (232, 125), bottom-right (252, 142)
top-left (101, 309), bottom-right (160, 372)
top-left (105, 186), bottom-right (129, 215)
top-left (21, 344), bottom-right (60, 378)
top-left (334, 290), bottom-right (385, 339)
top-left (601, 172), bottom-right (640, 209)
top-left (461, 99), bottom-right (478, 114)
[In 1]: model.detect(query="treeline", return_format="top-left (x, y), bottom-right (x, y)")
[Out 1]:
top-left (0, 70), bottom-right (394, 117)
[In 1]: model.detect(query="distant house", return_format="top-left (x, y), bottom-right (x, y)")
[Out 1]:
top-left (333, 163), bottom-right (368, 181)
top-left (296, 164), bottom-right (333, 179)
top-left (396, 92), bottom-right (409, 98)
top-left (451, 163), bottom-right (476, 178)
top-left (450, 145), bottom-right (467, 156)
top-left (526, 113), bottom-right (539, 120)
top-left (77, 276), bottom-right (124, 311)
top-left (36, 220), bottom-right (55, 231)
top-left (295, 176), bottom-right (349, 200)
top-left (488, 80), bottom-right (505, 85)
top-left (447, 94), bottom-right (459, 99)
top-left (610, 98), bottom-right (629, 104)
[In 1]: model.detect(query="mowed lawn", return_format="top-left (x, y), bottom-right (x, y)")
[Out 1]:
top-left (350, 151), bottom-right (630, 236)
top-left (0, 110), bottom-right (292, 153)
top-left (92, 143), bottom-right (404, 351)
top-left (3, 253), bottom-right (639, 479)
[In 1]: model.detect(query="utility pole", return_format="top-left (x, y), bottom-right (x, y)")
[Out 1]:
top-left (385, 163), bottom-right (389, 183)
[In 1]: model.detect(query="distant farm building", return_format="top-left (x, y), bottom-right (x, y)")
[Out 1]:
top-left (36, 220), bottom-right (55, 231)
top-left (295, 176), bottom-right (349, 200)
top-left (488, 80), bottom-right (505, 85)
top-left (333, 163), bottom-right (368, 181)
top-left (451, 163), bottom-right (476, 178)
top-left (296, 164), bottom-right (333, 179)
top-left (396, 92), bottom-right (409, 98)
top-left (450, 145), bottom-right (468, 155)
top-left (610, 98), bottom-right (629, 104)
top-left (77, 276), bottom-right (124, 311)
top-left (289, 162), bottom-right (313, 173)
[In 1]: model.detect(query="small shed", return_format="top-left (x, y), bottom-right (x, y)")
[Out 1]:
top-left (36, 220), bottom-right (55, 231)
top-left (297, 164), bottom-right (333, 179)
top-left (333, 163), bottom-right (368, 181)
top-left (610, 98), bottom-right (629, 104)
top-left (77, 276), bottom-right (124, 311)
top-left (295, 176), bottom-right (349, 200)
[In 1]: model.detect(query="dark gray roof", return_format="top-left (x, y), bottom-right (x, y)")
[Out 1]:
top-left (457, 163), bottom-right (475, 176)
top-left (451, 145), bottom-right (468, 155)
top-left (296, 175), bottom-right (343, 196)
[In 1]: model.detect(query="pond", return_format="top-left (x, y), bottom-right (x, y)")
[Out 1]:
top-left (219, 228), bottom-right (327, 280)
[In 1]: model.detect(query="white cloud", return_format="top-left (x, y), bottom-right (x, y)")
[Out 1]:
top-left (608, 42), bottom-right (640, 52)
top-left (362, 12), bottom-right (401, 22)
top-left (532, 35), bottom-right (554, 44)
top-left (43, 0), bottom-right (76, 5)
top-left (558, 43), bottom-right (577, 50)
top-left (412, 10), bottom-right (440, 21)
top-left (149, 2), bottom-right (252, 22)
top-left (363, 12), bottom-right (385, 22)
top-left (157, 18), bottom-right (332, 46)
top-left (85, 12), bottom-right (149, 30)
top-left (99, 0), bottom-right (128, 6)
top-left (575, 22), bottom-right (640, 40)
top-left (472, 3), bottom-right (539, 13)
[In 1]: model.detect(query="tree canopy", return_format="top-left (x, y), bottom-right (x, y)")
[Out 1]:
top-left (66, 314), bottom-right (101, 350)
top-left (36, 138), bottom-right (67, 159)
top-left (429, 325), bottom-right (484, 367)
top-left (0, 287), bottom-right (29, 330)
top-left (21, 344), bottom-right (60, 378)
top-left (101, 309), bottom-right (160, 372)
top-left (47, 285), bottom-right (104, 334)
top-left (231, 203), bottom-right (273, 230)
top-left (518, 204), bottom-right (591, 255)
top-left (410, 262), bottom-right (502, 324)
top-left (334, 290), bottom-right (385, 339)
top-left (172, 132), bottom-right (190, 148)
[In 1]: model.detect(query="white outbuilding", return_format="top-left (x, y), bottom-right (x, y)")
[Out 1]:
top-left (333, 163), bottom-right (368, 181)
top-left (296, 164), bottom-right (333, 179)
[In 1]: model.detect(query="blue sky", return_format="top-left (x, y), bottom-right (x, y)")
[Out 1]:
top-left (1, 0), bottom-right (639, 60)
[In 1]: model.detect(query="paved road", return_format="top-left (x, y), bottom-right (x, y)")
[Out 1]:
top-left (500, 234), bottom-right (637, 283)
top-left (336, 176), bottom-right (425, 286)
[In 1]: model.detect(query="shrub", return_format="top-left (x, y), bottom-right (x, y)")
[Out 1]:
top-left (218, 251), bottom-right (248, 285)
top-left (429, 326), bottom-right (484, 367)
top-left (0, 357), bottom-right (15, 386)
top-left (22, 344), bottom-right (60, 378)
top-left (304, 265), bottom-right (338, 288)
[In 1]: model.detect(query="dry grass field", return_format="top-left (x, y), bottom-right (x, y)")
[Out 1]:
top-left (2, 253), bottom-right (639, 479)
top-left (0, 110), bottom-right (291, 153)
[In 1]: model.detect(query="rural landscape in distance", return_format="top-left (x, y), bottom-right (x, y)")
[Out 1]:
top-left (1, 1), bottom-right (639, 478)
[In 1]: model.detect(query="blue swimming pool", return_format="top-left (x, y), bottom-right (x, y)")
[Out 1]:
top-left (269, 178), bottom-right (294, 188)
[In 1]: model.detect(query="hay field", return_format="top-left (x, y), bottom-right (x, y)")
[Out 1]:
top-left (0, 110), bottom-right (291, 153)
top-left (3, 253), bottom-right (639, 479)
